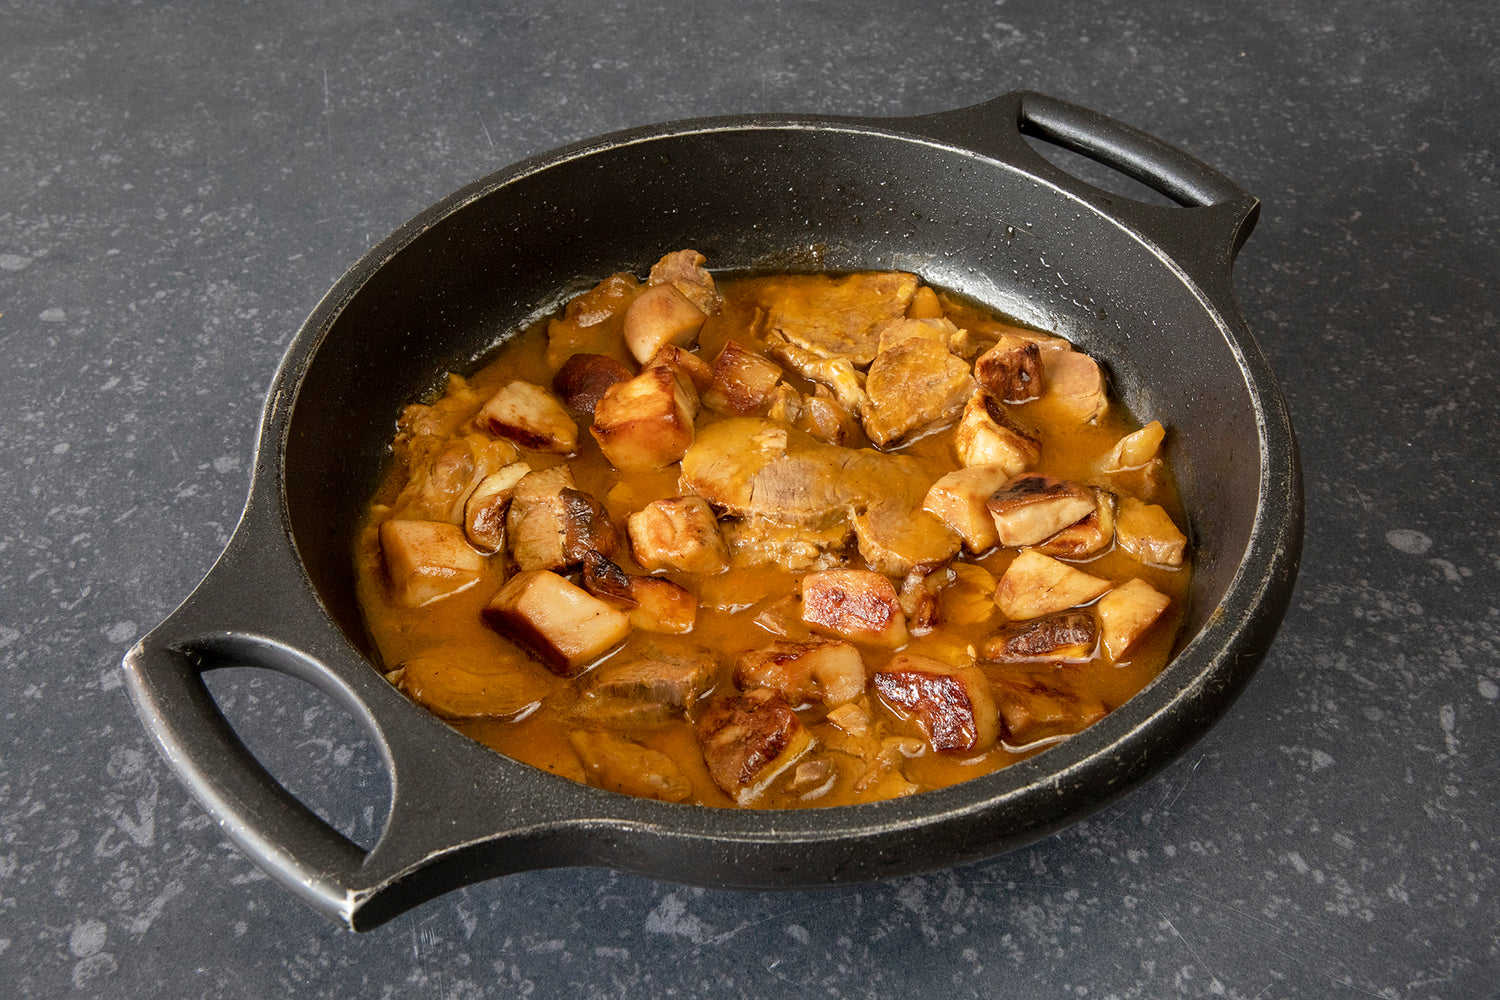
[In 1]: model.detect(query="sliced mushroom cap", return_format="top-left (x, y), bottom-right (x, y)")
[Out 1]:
top-left (985, 474), bottom-right (1098, 549)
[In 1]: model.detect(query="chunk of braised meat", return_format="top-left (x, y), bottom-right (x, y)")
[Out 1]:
top-left (627, 496), bottom-right (729, 575)
top-left (462, 462), bottom-right (532, 553)
top-left (861, 338), bottom-right (975, 448)
top-left (567, 730), bottom-right (691, 802)
top-left (579, 550), bottom-right (698, 633)
top-left (989, 669), bottom-right (1106, 746)
top-left (647, 248), bottom-right (723, 316)
top-left (379, 519), bottom-right (485, 608)
top-left (872, 653), bottom-right (999, 753)
top-left (974, 334), bottom-right (1045, 403)
top-left (953, 391), bottom-right (1041, 474)
top-left (702, 339), bottom-right (784, 416)
top-left (389, 649), bottom-right (550, 721)
top-left (985, 474), bottom-right (1097, 548)
top-left (472, 380), bottom-right (579, 454)
top-left (763, 332), bottom-right (869, 418)
top-left (395, 433), bottom-right (520, 524)
top-left (552, 353), bottom-right (633, 417)
top-left (760, 270), bottom-right (917, 366)
top-left (733, 638), bottom-right (866, 707)
top-left (482, 569), bottom-right (632, 676)
top-left (696, 688), bottom-right (814, 805)
top-left (872, 316), bottom-right (973, 358)
top-left (1095, 578), bottom-right (1172, 661)
top-left (801, 569), bottom-right (909, 647)
top-left (1033, 488), bottom-right (1117, 560)
top-left (583, 638), bottom-right (717, 713)
top-left (722, 516), bottom-right (854, 573)
top-left (994, 550), bottom-right (1111, 621)
top-left (851, 502), bottom-right (961, 578)
top-left (506, 466), bottom-right (620, 572)
top-left (979, 610), bottom-right (1097, 663)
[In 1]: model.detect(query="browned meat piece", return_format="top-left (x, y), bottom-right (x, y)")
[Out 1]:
top-left (953, 391), bottom-right (1042, 474)
top-left (761, 271), bottom-right (918, 365)
top-left (579, 551), bottom-right (699, 633)
top-left (584, 638), bottom-right (717, 712)
top-left (765, 384), bottom-right (862, 446)
top-left (990, 669), bottom-right (1106, 746)
top-left (994, 550), bottom-right (1111, 620)
top-left (873, 316), bottom-right (973, 357)
top-left (801, 569), bottom-right (908, 647)
top-left (1114, 497), bottom-right (1188, 568)
top-left (462, 462), bottom-right (532, 554)
top-left (872, 652), bottom-right (999, 753)
top-left (648, 248), bottom-right (723, 316)
top-left (623, 283), bottom-right (707, 364)
top-left (389, 649), bottom-right (552, 720)
top-left (393, 433), bottom-right (521, 524)
top-left (506, 466), bottom-right (620, 572)
top-left (974, 333), bottom-right (1045, 403)
top-left (979, 610), bottom-right (1098, 663)
top-left (861, 338), bottom-right (975, 448)
top-left (567, 730), bottom-right (691, 802)
top-left (379, 519), bottom-right (486, 608)
top-left (733, 638), bottom-right (867, 707)
top-left (702, 339), bottom-right (784, 415)
top-left (552, 353), bottom-right (633, 416)
top-left (627, 496), bottom-right (729, 575)
top-left (472, 380), bottom-right (579, 454)
top-left (1043, 348), bottom-right (1109, 424)
top-left (985, 475), bottom-right (1097, 548)
top-left (1033, 488), bottom-right (1117, 560)
top-left (922, 464), bottom-right (1015, 552)
top-left (1096, 578), bottom-right (1172, 661)
top-left (482, 569), bottom-right (632, 675)
top-left (696, 688), bottom-right (814, 805)
top-left (591, 361), bottom-right (699, 472)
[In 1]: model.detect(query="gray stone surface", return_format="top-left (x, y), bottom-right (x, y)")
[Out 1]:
top-left (2, 0), bottom-right (1496, 997)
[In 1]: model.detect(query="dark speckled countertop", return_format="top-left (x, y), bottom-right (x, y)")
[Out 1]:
top-left (3, 2), bottom-right (1496, 997)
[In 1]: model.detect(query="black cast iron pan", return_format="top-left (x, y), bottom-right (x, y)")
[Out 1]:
top-left (124, 90), bottom-right (1301, 931)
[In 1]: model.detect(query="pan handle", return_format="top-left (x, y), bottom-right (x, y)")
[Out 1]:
top-left (122, 491), bottom-right (578, 929)
top-left (904, 90), bottom-right (1261, 279)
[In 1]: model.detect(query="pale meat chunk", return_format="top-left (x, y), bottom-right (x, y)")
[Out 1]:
top-left (648, 248), bottom-right (722, 315)
top-left (622, 283), bottom-right (707, 365)
top-left (873, 316), bottom-right (972, 357)
top-left (472, 380), bottom-right (579, 454)
top-left (953, 391), bottom-right (1042, 474)
top-left (722, 516), bottom-right (854, 573)
top-left (389, 649), bottom-right (550, 720)
top-left (696, 688), bottom-right (814, 805)
top-left (567, 730), bottom-right (691, 802)
top-left (627, 496), bottom-right (729, 575)
top-left (872, 652), bottom-right (999, 753)
top-left (861, 338), bottom-right (975, 448)
top-left (974, 333), bottom-right (1045, 403)
top-left (482, 569), bottom-right (632, 675)
top-left (801, 569), bottom-right (908, 647)
top-left (985, 475), bottom-right (1098, 549)
top-left (579, 551), bottom-right (698, 633)
top-left (994, 550), bottom-right (1111, 620)
top-left (394, 433), bottom-right (520, 524)
top-left (765, 384), bottom-right (860, 446)
top-left (545, 272), bottom-right (640, 370)
top-left (1043, 348), bottom-right (1109, 424)
top-left (702, 339), bottom-right (784, 416)
top-left (852, 503), bottom-right (961, 578)
top-left (762, 271), bottom-right (918, 366)
top-left (1033, 488), bottom-right (1117, 560)
top-left (1115, 496), bottom-right (1188, 568)
top-left (1096, 578), bottom-right (1172, 661)
top-left (506, 466), bottom-right (620, 572)
top-left (462, 462), bottom-right (532, 553)
top-left (733, 638), bottom-right (867, 707)
top-left (979, 609), bottom-right (1097, 663)
top-left (552, 353), bottom-right (633, 417)
top-left (991, 670), bottom-right (1106, 746)
top-left (763, 333), bottom-right (869, 417)
top-left (590, 361), bottom-right (698, 472)
top-left (922, 465), bottom-right (1015, 552)
top-left (379, 520), bottom-right (486, 608)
